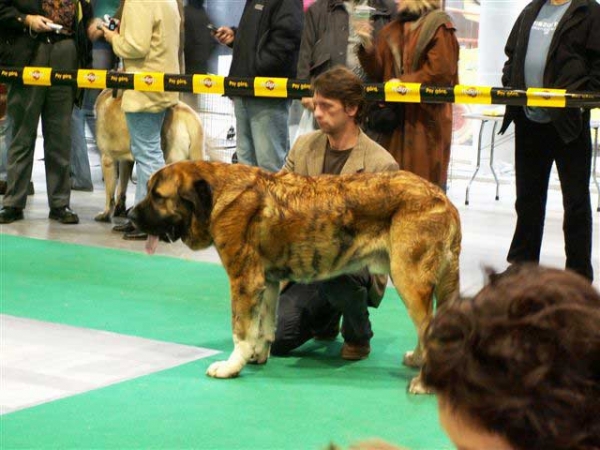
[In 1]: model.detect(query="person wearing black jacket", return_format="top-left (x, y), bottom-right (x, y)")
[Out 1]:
top-left (499, 0), bottom-right (600, 281)
top-left (0, 0), bottom-right (100, 224)
top-left (213, 0), bottom-right (302, 172)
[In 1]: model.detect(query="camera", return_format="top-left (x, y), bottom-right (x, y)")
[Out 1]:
top-left (103, 14), bottom-right (120, 31)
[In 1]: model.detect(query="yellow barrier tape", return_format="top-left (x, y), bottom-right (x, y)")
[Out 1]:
top-left (22, 67), bottom-right (52, 86)
top-left (527, 88), bottom-right (567, 108)
top-left (455, 85), bottom-right (492, 105)
top-left (254, 77), bottom-right (288, 98)
top-left (384, 81), bottom-right (421, 103)
top-left (77, 69), bottom-right (107, 90)
top-left (133, 72), bottom-right (165, 92)
top-left (193, 74), bottom-right (225, 95)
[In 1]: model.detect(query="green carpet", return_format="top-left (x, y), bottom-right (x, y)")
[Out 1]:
top-left (0, 234), bottom-right (451, 450)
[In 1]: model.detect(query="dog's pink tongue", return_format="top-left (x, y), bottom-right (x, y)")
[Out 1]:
top-left (145, 235), bottom-right (159, 255)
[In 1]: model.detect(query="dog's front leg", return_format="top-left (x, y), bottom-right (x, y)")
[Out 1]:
top-left (206, 278), bottom-right (278, 378)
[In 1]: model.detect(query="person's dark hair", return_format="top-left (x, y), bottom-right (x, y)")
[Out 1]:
top-left (422, 264), bottom-right (600, 450)
top-left (312, 66), bottom-right (365, 124)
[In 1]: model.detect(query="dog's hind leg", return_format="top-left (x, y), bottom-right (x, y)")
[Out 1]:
top-left (206, 271), bottom-right (278, 378)
top-left (433, 246), bottom-right (460, 310)
top-left (114, 160), bottom-right (134, 217)
top-left (95, 154), bottom-right (118, 222)
top-left (389, 224), bottom-right (443, 394)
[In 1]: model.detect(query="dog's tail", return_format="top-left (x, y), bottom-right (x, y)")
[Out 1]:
top-left (434, 217), bottom-right (461, 309)
top-left (187, 109), bottom-right (205, 162)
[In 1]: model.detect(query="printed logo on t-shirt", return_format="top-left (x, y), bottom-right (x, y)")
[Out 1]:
top-left (532, 19), bottom-right (559, 35)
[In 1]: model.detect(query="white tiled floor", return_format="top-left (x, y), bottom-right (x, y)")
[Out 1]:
top-left (0, 315), bottom-right (220, 415)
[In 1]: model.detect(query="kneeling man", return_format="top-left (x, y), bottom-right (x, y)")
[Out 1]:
top-left (271, 66), bottom-right (399, 360)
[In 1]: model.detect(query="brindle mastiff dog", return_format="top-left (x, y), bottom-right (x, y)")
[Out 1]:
top-left (130, 161), bottom-right (461, 393)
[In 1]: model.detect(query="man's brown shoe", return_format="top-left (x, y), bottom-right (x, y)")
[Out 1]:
top-left (341, 341), bottom-right (371, 361)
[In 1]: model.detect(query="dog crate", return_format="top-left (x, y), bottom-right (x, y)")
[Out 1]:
top-left (196, 93), bottom-right (237, 163)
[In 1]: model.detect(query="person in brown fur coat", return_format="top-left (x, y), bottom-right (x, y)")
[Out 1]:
top-left (355, 0), bottom-right (458, 189)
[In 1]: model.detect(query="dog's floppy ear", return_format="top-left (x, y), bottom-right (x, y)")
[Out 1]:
top-left (179, 178), bottom-right (213, 222)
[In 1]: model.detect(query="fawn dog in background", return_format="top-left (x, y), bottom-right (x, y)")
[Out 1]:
top-left (130, 161), bottom-right (462, 394)
top-left (94, 89), bottom-right (205, 222)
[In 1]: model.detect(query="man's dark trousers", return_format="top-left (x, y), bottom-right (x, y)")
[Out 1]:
top-left (3, 39), bottom-right (77, 210)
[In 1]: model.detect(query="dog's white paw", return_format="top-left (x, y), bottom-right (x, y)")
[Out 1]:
top-left (408, 374), bottom-right (432, 395)
top-left (206, 360), bottom-right (241, 378)
top-left (402, 350), bottom-right (424, 368)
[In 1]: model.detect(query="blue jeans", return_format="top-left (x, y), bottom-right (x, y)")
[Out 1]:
top-left (70, 105), bottom-right (93, 190)
top-left (0, 115), bottom-right (12, 181)
top-left (233, 97), bottom-right (290, 172)
top-left (125, 111), bottom-right (166, 205)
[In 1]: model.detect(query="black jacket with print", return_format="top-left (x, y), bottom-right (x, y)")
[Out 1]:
top-left (499, 0), bottom-right (600, 143)
top-left (228, 0), bottom-right (303, 78)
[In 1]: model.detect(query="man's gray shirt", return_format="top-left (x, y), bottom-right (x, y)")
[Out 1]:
top-left (524, 0), bottom-right (571, 123)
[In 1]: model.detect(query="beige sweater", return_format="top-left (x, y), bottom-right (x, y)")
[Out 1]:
top-left (112, 0), bottom-right (181, 112)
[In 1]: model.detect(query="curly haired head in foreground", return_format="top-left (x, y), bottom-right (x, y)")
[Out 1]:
top-left (422, 264), bottom-right (600, 450)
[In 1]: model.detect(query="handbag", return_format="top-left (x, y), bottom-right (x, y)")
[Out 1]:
top-left (365, 101), bottom-right (403, 133)
top-left (364, 36), bottom-right (404, 134)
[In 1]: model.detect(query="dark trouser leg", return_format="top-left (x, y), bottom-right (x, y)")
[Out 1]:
top-left (318, 270), bottom-right (373, 344)
top-left (42, 39), bottom-right (77, 208)
top-left (271, 283), bottom-right (332, 355)
top-left (507, 113), bottom-right (554, 265)
top-left (3, 81), bottom-right (45, 209)
top-left (554, 120), bottom-right (593, 281)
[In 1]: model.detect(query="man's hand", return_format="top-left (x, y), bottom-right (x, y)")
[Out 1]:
top-left (213, 26), bottom-right (234, 46)
top-left (300, 97), bottom-right (315, 111)
top-left (99, 23), bottom-right (118, 44)
top-left (87, 18), bottom-right (104, 41)
top-left (353, 20), bottom-right (374, 50)
top-left (25, 15), bottom-right (57, 33)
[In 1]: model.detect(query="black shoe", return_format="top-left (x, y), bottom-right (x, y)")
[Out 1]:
top-left (49, 206), bottom-right (79, 224)
top-left (113, 220), bottom-right (135, 233)
top-left (123, 229), bottom-right (148, 240)
top-left (0, 206), bottom-right (24, 224)
top-left (0, 181), bottom-right (33, 195)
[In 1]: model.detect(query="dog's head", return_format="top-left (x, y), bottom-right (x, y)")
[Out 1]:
top-left (130, 162), bottom-right (214, 254)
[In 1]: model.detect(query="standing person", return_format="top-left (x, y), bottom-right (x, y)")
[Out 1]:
top-left (0, 0), bottom-right (99, 224)
top-left (100, 0), bottom-right (181, 240)
top-left (422, 264), bottom-right (600, 450)
top-left (212, 0), bottom-right (303, 172)
top-left (70, 0), bottom-right (121, 192)
top-left (294, 0), bottom-right (392, 140)
top-left (0, 83), bottom-right (12, 195)
top-left (270, 66), bottom-right (398, 360)
top-left (355, 0), bottom-right (459, 189)
top-left (499, 0), bottom-right (600, 282)
top-left (182, 0), bottom-right (216, 113)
